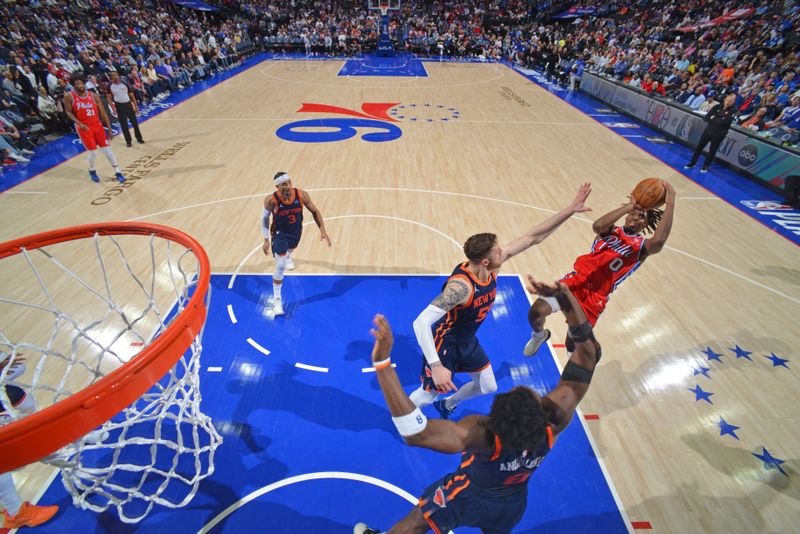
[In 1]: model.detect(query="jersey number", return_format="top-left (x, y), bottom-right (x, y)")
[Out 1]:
top-left (288, 214), bottom-right (297, 224)
top-left (85, 109), bottom-right (95, 116)
top-left (609, 257), bottom-right (624, 272)
top-left (503, 472), bottom-right (532, 485)
top-left (475, 305), bottom-right (491, 322)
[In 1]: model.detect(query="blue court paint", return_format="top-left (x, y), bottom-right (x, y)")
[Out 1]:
top-left (506, 63), bottom-right (800, 246)
top-left (337, 56), bottom-right (428, 77)
top-left (32, 275), bottom-right (627, 533)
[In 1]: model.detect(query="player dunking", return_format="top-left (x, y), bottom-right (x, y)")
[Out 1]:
top-left (410, 184), bottom-right (591, 419)
top-left (355, 276), bottom-right (602, 534)
top-left (523, 181), bottom-right (675, 356)
top-left (64, 74), bottom-right (125, 184)
top-left (260, 172), bottom-right (331, 316)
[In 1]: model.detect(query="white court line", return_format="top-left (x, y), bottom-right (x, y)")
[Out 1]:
top-left (259, 60), bottom-right (506, 90)
top-left (3, 191), bottom-right (48, 195)
top-left (226, 214), bottom-right (462, 289)
top-left (207, 366), bottom-right (223, 372)
top-left (517, 275), bottom-right (634, 534)
top-left (214, 271), bottom-right (454, 276)
top-left (589, 113), bottom-right (618, 117)
top-left (680, 196), bottom-right (722, 200)
top-left (197, 471), bottom-right (417, 534)
top-left (152, 117), bottom-right (597, 126)
top-left (621, 134), bottom-right (645, 137)
top-left (294, 362), bottom-right (329, 373)
top-left (362, 363), bottom-right (397, 373)
top-left (665, 245), bottom-right (800, 305)
top-left (246, 338), bottom-right (271, 356)
top-left (226, 304), bottom-right (238, 324)
top-left (128, 187), bottom-right (800, 306)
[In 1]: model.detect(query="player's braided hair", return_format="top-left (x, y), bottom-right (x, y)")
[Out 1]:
top-left (486, 386), bottom-right (548, 453)
top-left (645, 208), bottom-right (663, 234)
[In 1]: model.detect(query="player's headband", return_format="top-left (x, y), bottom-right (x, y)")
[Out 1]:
top-left (274, 174), bottom-right (291, 186)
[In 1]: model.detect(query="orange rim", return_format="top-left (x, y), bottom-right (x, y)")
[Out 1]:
top-left (0, 222), bottom-right (210, 473)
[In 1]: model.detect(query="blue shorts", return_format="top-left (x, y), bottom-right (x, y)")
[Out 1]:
top-left (419, 473), bottom-right (527, 534)
top-left (271, 231), bottom-right (301, 255)
top-left (421, 336), bottom-right (490, 392)
top-left (0, 384), bottom-right (25, 412)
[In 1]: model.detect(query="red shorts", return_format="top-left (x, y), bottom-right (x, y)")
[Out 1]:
top-left (561, 274), bottom-right (608, 327)
top-left (76, 122), bottom-right (109, 150)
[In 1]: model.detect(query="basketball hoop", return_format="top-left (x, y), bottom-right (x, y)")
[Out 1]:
top-left (379, 2), bottom-right (390, 16)
top-left (0, 222), bottom-right (221, 522)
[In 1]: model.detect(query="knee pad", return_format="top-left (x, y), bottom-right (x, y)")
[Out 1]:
top-left (475, 367), bottom-right (497, 395)
top-left (273, 254), bottom-right (287, 281)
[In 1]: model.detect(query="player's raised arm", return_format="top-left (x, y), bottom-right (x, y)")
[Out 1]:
top-left (591, 194), bottom-right (638, 235)
top-left (300, 190), bottom-right (331, 246)
top-left (412, 278), bottom-right (472, 393)
top-left (500, 183), bottom-right (592, 263)
top-left (370, 314), bottom-right (494, 455)
top-left (642, 181), bottom-right (675, 257)
top-left (524, 276), bottom-right (600, 434)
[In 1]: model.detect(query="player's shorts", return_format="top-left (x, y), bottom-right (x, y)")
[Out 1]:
top-left (421, 336), bottom-right (490, 392)
top-left (271, 231), bottom-right (301, 256)
top-left (0, 384), bottom-right (26, 413)
top-left (539, 273), bottom-right (607, 327)
top-left (76, 122), bottom-right (109, 150)
top-left (418, 472), bottom-right (527, 534)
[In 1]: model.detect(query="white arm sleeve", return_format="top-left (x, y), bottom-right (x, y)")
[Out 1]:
top-left (261, 208), bottom-right (271, 239)
top-left (412, 305), bottom-right (447, 365)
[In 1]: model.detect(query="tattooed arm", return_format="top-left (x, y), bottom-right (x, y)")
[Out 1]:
top-left (412, 278), bottom-right (472, 392)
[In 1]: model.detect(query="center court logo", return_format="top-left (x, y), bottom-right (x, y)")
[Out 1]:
top-left (275, 102), bottom-right (460, 143)
top-left (737, 144), bottom-right (758, 167)
top-left (276, 103), bottom-right (403, 143)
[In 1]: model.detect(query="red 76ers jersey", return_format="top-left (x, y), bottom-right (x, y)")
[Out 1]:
top-left (568, 227), bottom-right (646, 296)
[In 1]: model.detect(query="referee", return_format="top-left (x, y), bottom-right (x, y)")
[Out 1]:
top-left (106, 70), bottom-right (145, 147)
top-left (685, 92), bottom-right (737, 173)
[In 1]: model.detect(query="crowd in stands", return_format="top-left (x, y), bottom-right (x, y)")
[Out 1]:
top-left (2, 0), bottom-right (800, 168)
top-left (0, 0), bottom-right (253, 167)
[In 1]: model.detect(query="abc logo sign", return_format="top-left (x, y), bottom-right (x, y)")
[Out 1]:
top-left (737, 145), bottom-right (758, 166)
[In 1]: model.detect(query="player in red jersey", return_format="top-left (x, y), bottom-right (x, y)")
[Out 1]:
top-left (523, 181), bottom-right (675, 356)
top-left (64, 74), bottom-right (125, 183)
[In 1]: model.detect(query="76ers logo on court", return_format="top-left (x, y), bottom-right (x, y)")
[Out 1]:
top-left (276, 103), bottom-right (402, 143)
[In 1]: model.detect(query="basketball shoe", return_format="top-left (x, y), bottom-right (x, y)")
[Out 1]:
top-left (523, 329), bottom-right (551, 356)
top-left (2, 502), bottom-right (58, 529)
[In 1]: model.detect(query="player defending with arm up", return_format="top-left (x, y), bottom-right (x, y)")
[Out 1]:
top-left (523, 181), bottom-right (675, 356)
top-left (260, 171), bottom-right (331, 316)
top-left (409, 183), bottom-right (591, 419)
top-left (355, 277), bottom-right (601, 534)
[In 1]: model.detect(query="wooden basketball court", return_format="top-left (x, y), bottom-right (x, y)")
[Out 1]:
top-left (1, 58), bottom-right (798, 533)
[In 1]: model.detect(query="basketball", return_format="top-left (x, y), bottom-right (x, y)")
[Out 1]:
top-left (632, 178), bottom-right (666, 209)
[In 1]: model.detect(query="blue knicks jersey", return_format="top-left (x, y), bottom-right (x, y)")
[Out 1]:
top-left (455, 427), bottom-right (554, 498)
top-left (271, 188), bottom-right (304, 236)
top-left (433, 263), bottom-right (497, 349)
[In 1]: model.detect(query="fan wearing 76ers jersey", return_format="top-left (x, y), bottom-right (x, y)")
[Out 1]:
top-left (260, 172), bottom-right (331, 316)
top-left (409, 184), bottom-right (592, 420)
top-left (523, 181), bottom-right (675, 356)
top-left (63, 74), bottom-right (125, 184)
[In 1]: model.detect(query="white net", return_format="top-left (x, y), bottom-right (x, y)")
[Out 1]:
top-left (0, 228), bottom-right (222, 523)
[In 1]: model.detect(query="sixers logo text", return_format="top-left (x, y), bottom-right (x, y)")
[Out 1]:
top-left (276, 103), bottom-right (403, 143)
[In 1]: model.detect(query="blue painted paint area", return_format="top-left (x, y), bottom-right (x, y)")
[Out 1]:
top-left (31, 275), bottom-right (627, 533)
top-left (0, 53), bottom-right (272, 194)
top-left (337, 55), bottom-right (428, 77)
top-left (506, 63), bottom-right (800, 246)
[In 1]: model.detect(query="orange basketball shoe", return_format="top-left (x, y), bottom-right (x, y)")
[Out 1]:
top-left (2, 502), bottom-right (58, 529)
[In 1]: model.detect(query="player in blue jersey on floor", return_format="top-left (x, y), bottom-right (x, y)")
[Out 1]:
top-left (356, 275), bottom-right (602, 534)
top-left (409, 183), bottom-right (591, 419)
top-left (260, 171), bottom-right (331, 316)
